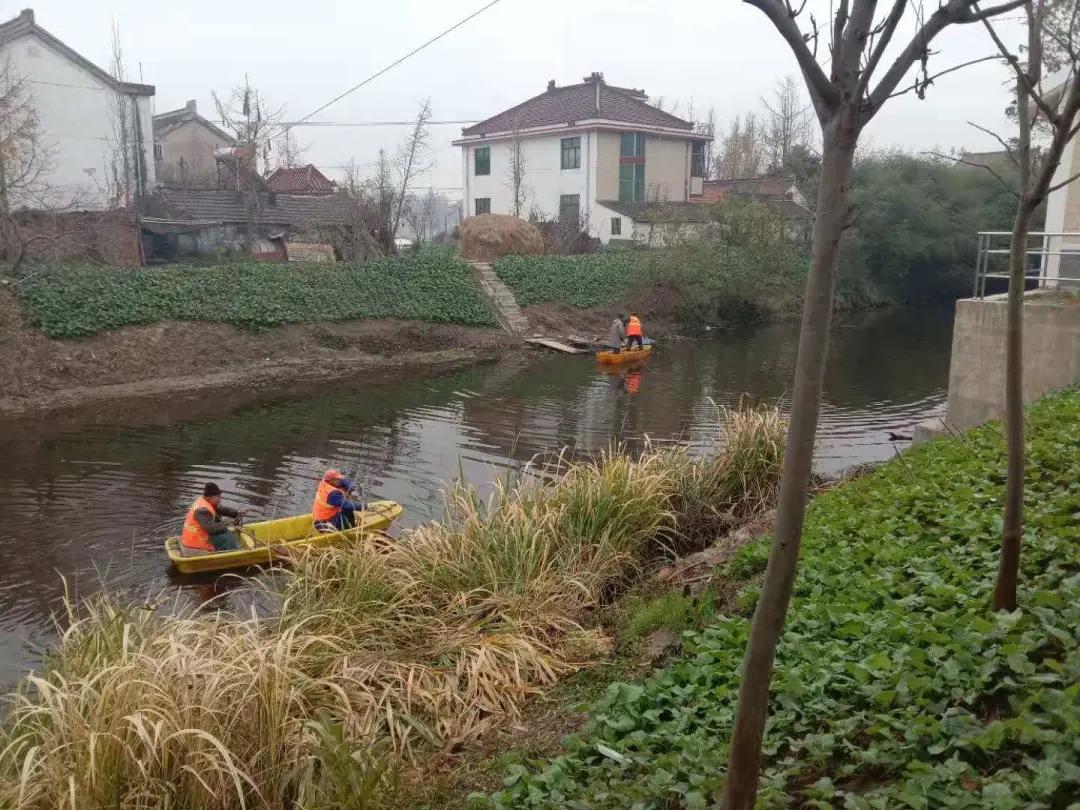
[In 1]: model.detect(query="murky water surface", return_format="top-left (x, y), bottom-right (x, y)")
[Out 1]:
top-left (0, 308), bottom-right (952, 683)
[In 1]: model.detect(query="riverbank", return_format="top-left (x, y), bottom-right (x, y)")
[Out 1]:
top-left (0, 287), bottom-right (515, 415)
top-left (0, 406), bottom-right (789, 808)
top-left (487, 386), bottom-right (1080, 809)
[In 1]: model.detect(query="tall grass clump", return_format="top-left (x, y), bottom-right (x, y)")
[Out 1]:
top-left (0, 404), bottom-right (784, 808)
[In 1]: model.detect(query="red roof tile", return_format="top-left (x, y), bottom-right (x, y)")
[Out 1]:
top-left (265, 165), bottom-right (335, 195)
top-left (461, 75), bottom-right (695, 136)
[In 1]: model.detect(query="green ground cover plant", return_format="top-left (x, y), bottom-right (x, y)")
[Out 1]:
top-left (17, 248), bottom-right (497, 337)
top-left (492, 252), bottom-right (639, 308)
top-left (490, 387), bottom-right (1080, 809)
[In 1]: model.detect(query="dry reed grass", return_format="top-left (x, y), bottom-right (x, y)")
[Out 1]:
top-left (0, 405), bottom-right (786, 809)
top-left (459, 214), bottom-right (544, 261)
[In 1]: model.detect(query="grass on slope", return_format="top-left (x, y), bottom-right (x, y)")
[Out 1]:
top-left (491, 387), bottom-right (1080, 809)
top-left (18, 247), bottom-right (497, 337)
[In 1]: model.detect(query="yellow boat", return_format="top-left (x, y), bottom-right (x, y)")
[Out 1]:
top-left (596, 345), bottom-right (652, 365)
top-left (165, 500), bottom-right (403, 574)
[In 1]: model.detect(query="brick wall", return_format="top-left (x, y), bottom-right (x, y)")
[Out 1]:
top-left (9, 210), bottom-right (141, 267)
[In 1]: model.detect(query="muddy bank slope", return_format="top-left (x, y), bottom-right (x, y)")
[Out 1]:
top-left (0, 290), bottom-right (516, 416)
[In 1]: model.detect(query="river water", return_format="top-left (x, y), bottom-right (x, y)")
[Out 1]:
top-left (0, 307), bottom-right (953, 684)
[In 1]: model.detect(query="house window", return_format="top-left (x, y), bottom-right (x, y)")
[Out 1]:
top-left (691, 142), bottom-right (705, 177)
top-left (559, 194), bottom-right (580, 224)
top-left (474, 146), bottom-right (490, 176)
top-left (153, 143), bottom-right (163, 160)
top-left (561, 137), bottom-right (581, 170)
top-left (619, 164), bottom-right (645, 203)
top-left (620, 132), bottom-right (646, 159)
top-left (611, 217), bottom-right (622, 236)
top-left (475, 197), bottom-right (491, 215)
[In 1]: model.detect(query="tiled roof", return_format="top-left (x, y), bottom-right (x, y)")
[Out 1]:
top-left (265, 165), bottom-right (336, 195)
top-left (155, 189), bottom-right (350, 226)
top-left (698, 177), bottom-right (796, 201)
top-left (598, 201), bottom-right (714, 223)
top-left (153, 102), bottom-right (235, 144)
top-left (0, 9), bottom-right (153, 96)
top-left (461, 75), bottom-right (695, 136)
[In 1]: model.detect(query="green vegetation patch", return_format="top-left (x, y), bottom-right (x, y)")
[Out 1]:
top-left (18, 247), bottom-right (497, 337)
top-left (492, 252), bottom-right (638, 308)
top-left (491, 387), bottom-right (1080, 809)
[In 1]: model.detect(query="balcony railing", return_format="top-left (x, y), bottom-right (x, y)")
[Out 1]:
top-left (974, 231), bottom-right (1080, 298)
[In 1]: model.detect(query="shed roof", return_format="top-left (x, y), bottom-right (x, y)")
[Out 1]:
top-left (155, 189), bottom-right (350, 226)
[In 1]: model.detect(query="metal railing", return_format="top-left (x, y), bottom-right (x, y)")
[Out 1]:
top-left (974, 231), bottom-right (1080, 298)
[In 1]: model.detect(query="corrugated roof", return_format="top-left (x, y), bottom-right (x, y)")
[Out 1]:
top-left (461, 75), bottom-right (695, 136)
top-left (156, 189), bottom-right (350, 226)
top-left (699, 177), bottom-right (796, 201)
top-left (265, 165), bottom-right (335, 195)
top-left (0, 9), bottom-right (154, 96)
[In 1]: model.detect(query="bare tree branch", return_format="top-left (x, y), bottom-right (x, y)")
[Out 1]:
top-left (967, 120), bottom-right (1020, 166)
top-left (1045, 166), bottom-right (1080, 194)
top-left (744, 0), bottom-right (839, 114)
top-left (882, 54), bottom-right (1004, 101)
top-left (855, 0), bottom-right (909, 99)
top-left (868, 0), bottom-right (1027, 114)
top-left (976, 3), bottom-right (1061, 123)
top-left (927, 150), bottom-right (1021, 196)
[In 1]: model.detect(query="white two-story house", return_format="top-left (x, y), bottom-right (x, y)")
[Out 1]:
top-left (454, 72), bottom-right (711, 244)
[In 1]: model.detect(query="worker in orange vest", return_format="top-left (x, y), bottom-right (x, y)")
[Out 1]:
top-left (180, 483), bottom-right (244, 553)
top-left (312, 469), bottom-right (365, 532)
top-left (625, 312), bottom-right (644, 350)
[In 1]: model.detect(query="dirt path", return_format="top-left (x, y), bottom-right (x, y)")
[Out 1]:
top-left (0, 289), bottom-right (518, 416)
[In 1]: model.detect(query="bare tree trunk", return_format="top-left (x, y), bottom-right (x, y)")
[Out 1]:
top-left (720, 114), bottom-right (857, 810)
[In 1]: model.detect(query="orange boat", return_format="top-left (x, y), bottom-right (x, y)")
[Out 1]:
top-left (596, 345), bottom-right (652, 365)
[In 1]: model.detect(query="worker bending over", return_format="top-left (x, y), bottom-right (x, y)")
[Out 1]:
top-left (626, 312), bottom-right (644, 350)
top-left (606, 313), bottom-right (627, 354)
top-left (312, 469), bottom-right (365, 532)
top-left (180, 483), bottom-right (245, 553)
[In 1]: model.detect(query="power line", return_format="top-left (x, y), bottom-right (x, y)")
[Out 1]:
top-left (284, 119), bottom-right (479, 127)
top-left (288, 0), bottom-right (506, 130)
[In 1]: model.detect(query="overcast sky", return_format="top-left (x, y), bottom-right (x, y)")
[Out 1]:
top-left (10, 0), bottom-right (1028, 197)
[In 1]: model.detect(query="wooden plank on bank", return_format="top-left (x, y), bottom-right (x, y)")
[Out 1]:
top-left (526, 338), bottom-right (592, 355)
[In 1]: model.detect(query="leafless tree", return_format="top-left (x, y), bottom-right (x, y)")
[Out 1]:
top-left (104, 21), bottom-right (147, 210)
top-left (404, 188), bottom-right (437, 244)
top-left (0, 57), bottom-right (59, 268)
top-left (506, 118), bottom-right (529, 217)
top-left (390, 98), bottom-right (432, 245)
top-left (720, 1), bottom-right (1030, 807)
top-left (697, 106), bottom-right (718, 179)
top-left (274, 126), bottom-right (311, 170)
top-left (717, 112), bottom-right (767, 180)
top-left (973, 0), bottom-right (1080, 612)
top-left (762, 75), bottom-right (815, 172)
top-left (213, 75), bottom-right (282, 251)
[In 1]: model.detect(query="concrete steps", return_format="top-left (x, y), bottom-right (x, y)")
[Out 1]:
top-left (468, 260), bottom-right (530, 335)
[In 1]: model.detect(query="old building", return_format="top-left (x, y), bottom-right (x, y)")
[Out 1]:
top-left (453, 72), bottom-right (711, 244)
top-left (265, 164), bottom-right (335, 195)
top-left (0, 8), bottom-right (155, 209)
top-left (153, 99), bottom-right (235, 188)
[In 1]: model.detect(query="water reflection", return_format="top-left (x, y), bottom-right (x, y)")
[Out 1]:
top-left (0, 307), bottom-right (952, 683)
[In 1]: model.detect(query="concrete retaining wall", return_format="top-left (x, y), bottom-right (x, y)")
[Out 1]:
top-left (939, 292), bottom-right (1080, 432)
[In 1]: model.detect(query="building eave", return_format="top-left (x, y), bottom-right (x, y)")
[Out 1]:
top-left (452, 119), bottom-right (712, 147)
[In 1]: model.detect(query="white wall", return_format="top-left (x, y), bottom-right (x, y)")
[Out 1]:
top-left (463, 132), bottom-right (591, 222)
top-left (1, 31), bottom-right (155, 210)
top-left (1043, 115), bottom-right (1080, 285)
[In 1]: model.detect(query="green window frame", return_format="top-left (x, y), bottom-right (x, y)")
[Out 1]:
top-left (620, 132), bottom-right (645, 158)
top-left (618, 164), bottom-right (645, 203)
top-left (560, 137), bottom-right (581, 170)
top-left (474, 146), bottom-right (490, 176)
top-left (475, 197), bottom-right (491, 215)
top-left (559, 194), bottom-right (580, 224)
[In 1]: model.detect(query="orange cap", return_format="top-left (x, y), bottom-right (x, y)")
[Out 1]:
top-left (323, 469), bottom-right (342, 483)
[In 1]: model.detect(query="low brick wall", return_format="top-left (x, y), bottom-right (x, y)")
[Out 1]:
top-left (12, 210), bottom-right (141, 267)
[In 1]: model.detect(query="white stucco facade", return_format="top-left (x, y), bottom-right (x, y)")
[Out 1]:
top-left (457, 123), bottom-right (706, 245)
top-left (0, 12), bottom-right (155, 210)
top-left (1042, 109), bottom-right (1080, 285)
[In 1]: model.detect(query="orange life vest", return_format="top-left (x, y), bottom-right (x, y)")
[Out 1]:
top-left (626, 316), bottom-right (643, 337)
top-left (312, 479), bottom-right (344, 522)
top-left (181, 496), bottom-right (217, 551)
